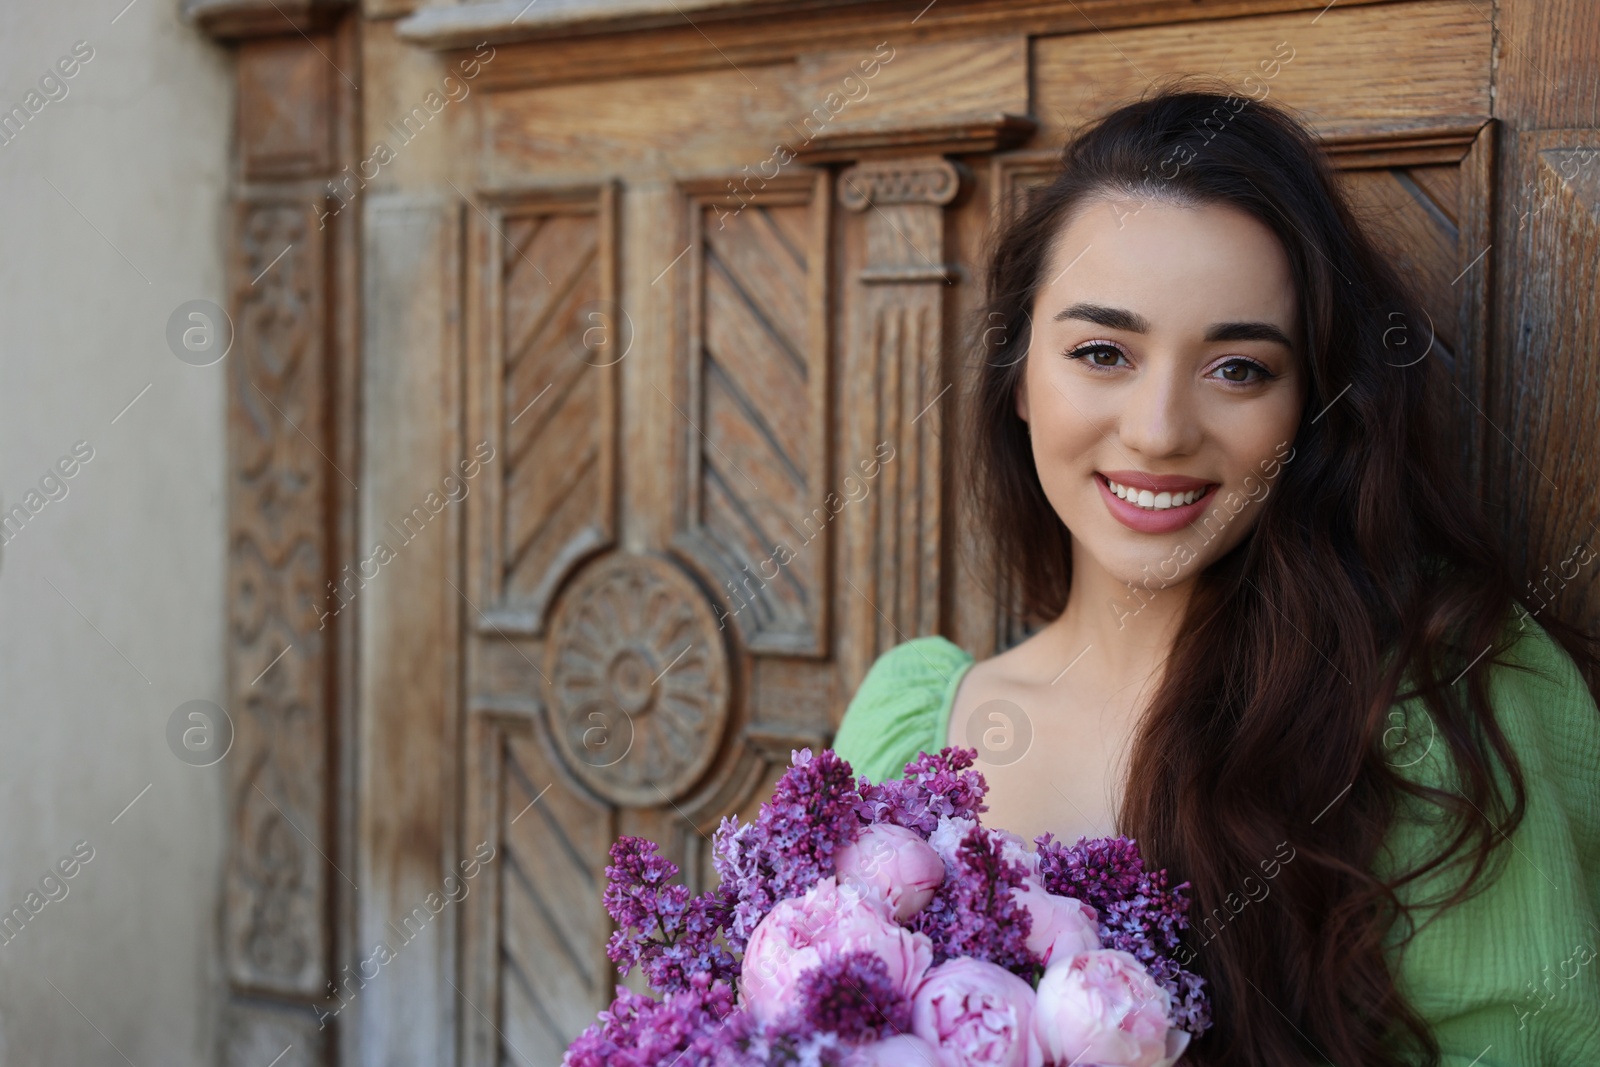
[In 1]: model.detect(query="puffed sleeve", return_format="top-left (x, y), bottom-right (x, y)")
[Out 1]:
top-left (1380, 615), bottom-right (1600, 1065)
top-left (832, 635), bottom-right (974, 785)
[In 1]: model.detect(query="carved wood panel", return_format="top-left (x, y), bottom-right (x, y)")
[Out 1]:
top-left (837, 156), bottom-right (967, 689)
top-left (498, 728), bottom-right (615, 1065)
top-left (226, 196), bottom-right (332, 999)
top-left (475, 186), bottom-right (620, 636)
top-left (456, 708), bottom-right (618, 1067)
top-left (673, 172), bottom-right (832, 656)
top-left (217, 20), bottom-right (357, 1066)
top-left (236, 34), bottom-right (335, 180)
top-left (543, 554), bottom-right (733, 806)
top-left (1327, 125), bottom-right (1496, 482)
top-left (459, 172), bottom-right (760, 1067)
top-left (459, 547), bottom-right (742, 1067)
top-left (1493, 129), bottom-right (1600, 593)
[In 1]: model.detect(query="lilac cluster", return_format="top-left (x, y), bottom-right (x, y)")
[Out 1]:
top-left (569, 746), bottom-right (1211, 1064)
top-left (563, 972), bottom-right (739, 1067)
top-left (855, 747), bottom-right (988, 834)
top-left (713, 748), bottom-right (864, 954)
top-left (603, 837), bottom-right (736, 993)
top-left (914, 821), bottom-right (1039, 977)
top-left (566, 974), bottom-right (850, 1067)
top-left (794, 951), bottom-right (912, 1043)
top-left (1035, 833), bottom-right (1211, 1035)
top-left (732, 1021), bottom-right (845, 1067)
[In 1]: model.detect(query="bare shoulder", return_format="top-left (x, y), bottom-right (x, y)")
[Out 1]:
top-left (949, 630), bottom-right (1064, 728)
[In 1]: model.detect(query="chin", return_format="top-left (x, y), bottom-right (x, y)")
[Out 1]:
top-left (1078, 527), bottom-right (1208, 591)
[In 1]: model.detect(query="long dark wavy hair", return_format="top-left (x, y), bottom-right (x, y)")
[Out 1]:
top-left (964, 88), bottom-right (1600, 1065)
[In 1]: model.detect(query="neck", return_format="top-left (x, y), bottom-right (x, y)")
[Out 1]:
top-left (1041, 543), bottom-right (1195, 686)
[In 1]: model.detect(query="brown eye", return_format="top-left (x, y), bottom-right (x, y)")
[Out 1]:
top-left (1213, 358), bottom-right (1273, 383)
top-left (1067, 342), bottom-right (1127, 368)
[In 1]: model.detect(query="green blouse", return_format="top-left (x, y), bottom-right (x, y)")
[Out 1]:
top-left (832, 616), bottom-right (1600, 1065)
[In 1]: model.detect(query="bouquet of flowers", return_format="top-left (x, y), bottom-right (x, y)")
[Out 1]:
top-left (564, 747), bottom-right (1210, 1067)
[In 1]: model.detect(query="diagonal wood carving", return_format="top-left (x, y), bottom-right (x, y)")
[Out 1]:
top-left (476, 186), bottom-right (620, 635)
top-left (1496, 133), bottom-right (1600, 584)
top-left (675, 172), bottom-right (832, 657)
top-left (1324, 124), bottom-right (1494, 490)
top-left (497, 732), bottom-right (613, 1066)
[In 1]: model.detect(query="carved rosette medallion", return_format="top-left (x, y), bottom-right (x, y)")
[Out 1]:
top-left (544, 554), bottom-right (731, 806)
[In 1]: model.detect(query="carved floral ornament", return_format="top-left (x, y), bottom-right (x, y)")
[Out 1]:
top-left (837, 158), bottom-right (963, 211)
top-left (544, 554), bottom-right (732, 807)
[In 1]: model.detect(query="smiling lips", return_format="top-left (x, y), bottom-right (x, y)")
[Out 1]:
top-left (1095, 470), bottom-right (1219, 534)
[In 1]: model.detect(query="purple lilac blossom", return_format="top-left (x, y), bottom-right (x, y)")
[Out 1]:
top-left (562, 972), bottom-right (739, 1067)
top-left (854, 747), bottom-right (989, 835)
top-left (913, 820), bottom-right (1040, 978)
top-left (1033, 833), bottom-right (1211, 1035)
top-left (795, 950), bottom-right (914, 1044)
top-left (603, 836), bottom-right (737, 993)
top-left (576, 748), bottom-right (1211, 1063)
top-left (564, 975), bottom-right (854, 1067)
top-left (713, 749), bottom-right (867, 954)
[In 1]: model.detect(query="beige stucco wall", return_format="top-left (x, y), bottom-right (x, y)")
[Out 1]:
top-left (0, 2), bottom-right (232, 1063)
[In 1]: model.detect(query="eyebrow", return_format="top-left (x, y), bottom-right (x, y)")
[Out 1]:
top-left (1052, 302), bottom-right (1294, 349)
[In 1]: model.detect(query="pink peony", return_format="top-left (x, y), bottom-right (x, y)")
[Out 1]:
top-left (740, 877), bottom-right (933, 1025)
top-left (911, 957), bottom-right (1039, 1067)
top-left (1033, 949), bottom-right (1190, 1067)
top-left (930, 817), bottom-right (1039, 878)
top-left (927, 815), bottom-right (979, 864)
top-left (841, 1033), bottom-right (943, 1066)
top-left (836, 823), bottom-right (947, 922)
top-left (1012, 878), bottom-right (1100, 967)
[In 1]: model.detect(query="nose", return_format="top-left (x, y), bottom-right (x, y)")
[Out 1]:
top-left (1118, 355), bottom-right (1202, 459)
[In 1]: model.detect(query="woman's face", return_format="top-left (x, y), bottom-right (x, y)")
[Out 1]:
top-left (1018, 196), bottom-right (1307, 602)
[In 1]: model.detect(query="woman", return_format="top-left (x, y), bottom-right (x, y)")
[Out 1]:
top-left (832, 90), bottom-right (1600, 1066)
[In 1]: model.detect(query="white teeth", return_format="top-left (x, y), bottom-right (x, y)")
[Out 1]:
top-left (1107, 479), bottom-right (1208, 510)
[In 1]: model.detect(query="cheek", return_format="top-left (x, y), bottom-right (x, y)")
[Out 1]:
top-left (1232, 392), bottom-right (1302, 467)
top-left (1025, 358), bottom-right (1107, 442)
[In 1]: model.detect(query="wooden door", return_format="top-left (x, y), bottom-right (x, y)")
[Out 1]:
top-left (440, 10), bottom-right (1501, 1065)
top-left (194, 1), bottom-right (1600, 1064)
